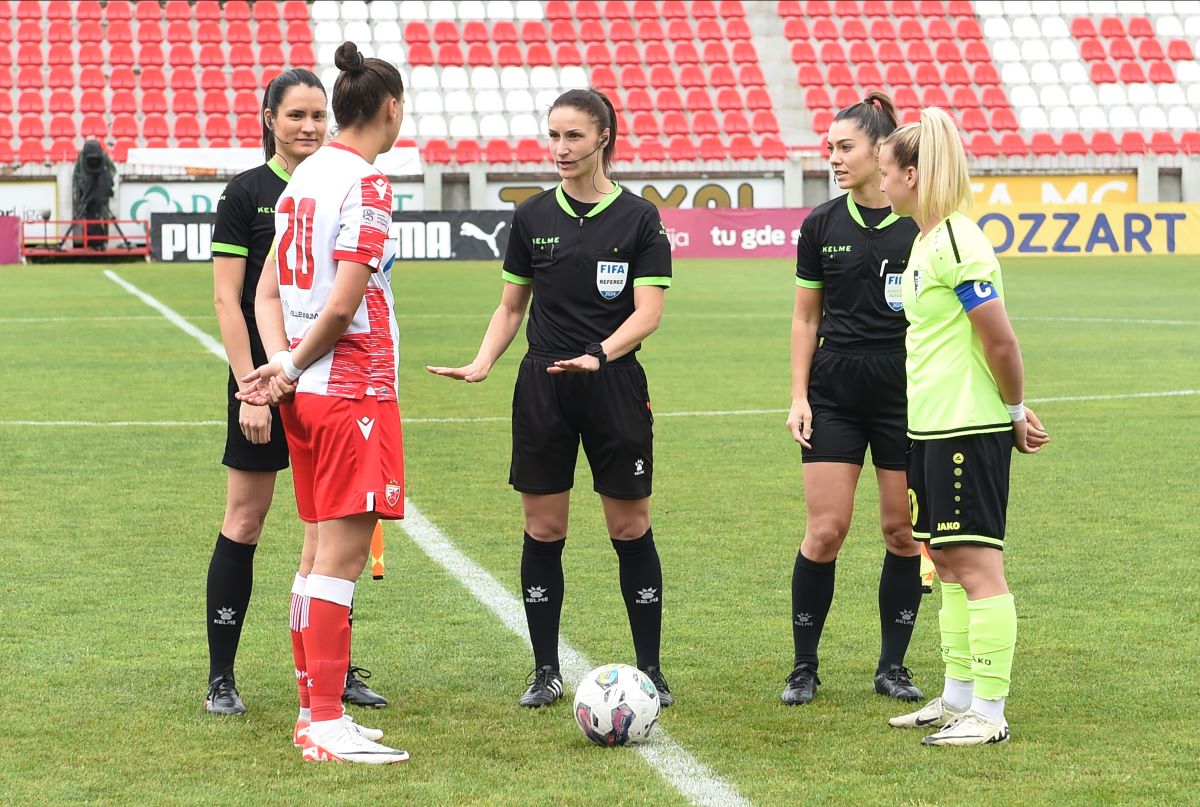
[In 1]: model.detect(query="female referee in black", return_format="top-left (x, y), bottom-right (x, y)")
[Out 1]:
top-left (428, 88), bottom-right (674, 708)
top-left (206, 68), bottom-right (387, 714)
top-left (781, 93), bottom-right (926, 705)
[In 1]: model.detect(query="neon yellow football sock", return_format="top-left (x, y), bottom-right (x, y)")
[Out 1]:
top-left (968, 593), bottom-right (1017, 701)
top-left (939, 582), bottom-right (972, 683)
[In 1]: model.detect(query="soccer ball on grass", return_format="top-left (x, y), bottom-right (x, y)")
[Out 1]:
top-left (572, 663), bottom-right (660, 747)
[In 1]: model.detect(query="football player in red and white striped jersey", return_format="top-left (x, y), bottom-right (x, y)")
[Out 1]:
top-left (239, 42), bottom-right (409, 765)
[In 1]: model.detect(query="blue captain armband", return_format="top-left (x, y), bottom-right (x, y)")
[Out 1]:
top-left (955, 280), bottom-right (999, 312)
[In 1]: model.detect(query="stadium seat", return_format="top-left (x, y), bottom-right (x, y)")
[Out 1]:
top-left (1181, 132), bottom-right (1200, 155)
top-left (205, 116), bottom-right (232, 144)
top-left (698, 136), bottom-right (726, 161)
top-left (1119, 131), bottom-right (1146, 154)
top-left (1030, 132), bottom-right (1058, 157)
top-left (113, 113), bottom-right (139, 139)
top-left (235, 115), bottom-right (260, 144)
top-left (761, 135), bottom-right (788, 160)
top-left (454, 139), bottom-right (482, 163)
top-left (999, 132), bottom-right (1029, 156)
top-left (515, 137), bottom-right (543, 163)
top-left (106, 0), bottom-right (133, 22)
top-left (143, 90), bottom-right (168, 114)
top-left (637, 137), bottom-right (665, 162)
top-left (730, 135), bottom-right (757, 161)
top-left (484, 139), bottom-right (514, 163)
top-left (752, 110), bottom-right (780, 134)
top-left (667, 136), bottom-right (696, 161)
top-left (969, 132), bottom-right (1000, 157)
top-left (19, 139), bottom-right (47, 164)
top-left (422, 138), bottom-right (452, 163)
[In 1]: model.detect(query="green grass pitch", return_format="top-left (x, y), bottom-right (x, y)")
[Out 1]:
top-left (0, 256), bottom-right (1197, 806)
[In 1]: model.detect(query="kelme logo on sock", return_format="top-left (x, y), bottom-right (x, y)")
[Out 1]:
top-left (525, 586), bottom-right (548, 603)
top-left (213, 607), bottom-right (238, 626)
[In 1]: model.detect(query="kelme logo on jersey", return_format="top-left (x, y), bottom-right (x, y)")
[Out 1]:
top-left (596, 260), bottom-right (628, 300)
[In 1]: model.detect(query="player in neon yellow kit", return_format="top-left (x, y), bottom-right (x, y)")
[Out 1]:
top-left (877, 107), bottom-right (1050, 746)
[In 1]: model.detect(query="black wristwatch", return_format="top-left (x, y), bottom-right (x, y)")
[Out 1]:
top-left (585, 343), bottom-right (607, 373)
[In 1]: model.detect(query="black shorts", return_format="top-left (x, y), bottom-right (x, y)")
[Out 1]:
top-left (509, 353), bottom-right (654, 500)
top-left (801, 346), bottom-right (907, 470)
top-left (907, 431), bottom-right (1011, 550)
top-left (222, 368), bottom-right (289, 472)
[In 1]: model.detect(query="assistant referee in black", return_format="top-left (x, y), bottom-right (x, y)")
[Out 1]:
top-left (782, 93), bottom-right (926, 706)
top-left (428, 88), bottom-right (673, 709)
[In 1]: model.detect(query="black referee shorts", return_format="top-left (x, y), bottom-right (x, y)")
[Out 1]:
top-left (907, 431), bottom-right (1012, 551)
top-left (509, 353), bottom-right (654, 500)
top-left (222, 368), bottom-right (289, 472)
top-left (802, 346), bottom-right (907, 470)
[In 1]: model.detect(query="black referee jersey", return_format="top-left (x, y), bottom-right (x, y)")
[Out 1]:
top-left (211, 159), bottom-right (291, 345)
top-left (502, 184), bottom-right (672, 363)
top-left (795, 193), bottom-right (919, 352)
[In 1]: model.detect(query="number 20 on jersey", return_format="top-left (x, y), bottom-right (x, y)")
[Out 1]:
top-left (277, 197), bottom-right (316, 290)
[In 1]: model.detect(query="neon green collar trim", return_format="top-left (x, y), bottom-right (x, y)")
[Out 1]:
top-left (846, 193), bottom-right (899, 230)
top-left (556, 182), bottom-right (623, 218)
top-left (268, 156), bottom-right (292, 182)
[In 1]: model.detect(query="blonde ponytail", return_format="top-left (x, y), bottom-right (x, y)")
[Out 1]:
top-left (880, 107), bottom-right (973, 227)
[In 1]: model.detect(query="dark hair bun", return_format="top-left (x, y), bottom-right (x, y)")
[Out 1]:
top-left (334, 41), bottom-right (366, 73)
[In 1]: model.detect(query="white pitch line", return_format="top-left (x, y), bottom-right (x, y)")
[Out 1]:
top-left (4, 390), bottom-right (1197, 429)
top-left (96, 257), bottom-right (752, 807)
top-left (399, 500), bottom-right (751, 807)
top-left (0, 315), bottom-right (170, 323)
top-left (103, 270), bottom-right (228, 361)
top-left (1011, 315), bottom-right (1198, 326)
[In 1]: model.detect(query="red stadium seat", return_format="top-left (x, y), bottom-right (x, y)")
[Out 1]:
top-left (49, 114), bottom-right (74, 139)
top-left (19, 139), bottom-right (47, 164)
top-left (684, 88), bottom-right (713, 112)
top-left (591, 65), bottom-right (617, 89)
top-left (693, 0), bottom-right (718, 18)
top-left (200, 44), bottom-right (227, 68)
top-left (106, 0), bottom-right (133, 22)
top-left (878, 41), bottom-right (904, 64)
top-left (17, 112), bottom-right (43, 137)
top-left (516, 138), bottom-right (543, 163)
top-left (1030, 133), bottom-right (1058, 157)
top-left (679, 65), bottom-right (706, 88)
top-left (1148, 132), bottom-right (1177, 155)
top-left (257, 21), bottom-right (283, 46)
top-left (1118, 61), bottom-right (1146, 83)
top-left (711, 64), bottom-right (736, 87)
top-left (1070, 18), bottom-right (1096, 39)
top-left (797, 64), bottom-right (823, 87)
top-left (231, 69), bottom-right (258, 92)
top-left (636, 137), bottom-right (664, 162)
top-left (235, 115), bottom-right (260, 144)
top-left (834, 87), bottom-right (858, 108)
top-left (1108, 37), bottom-right (1134, 60)
top-left (698, 136), bottom-right (726, 160)
top-left (631, 112), bottom-right (657, 137)
top-left (999, 132), bottom-right (1028, 156)
top-left (554, 43), bottom-right (582, 65)
top-left (827, 64), bottom-right (854, 87)
top-left (654, 88), bottom-right (683, 112)
top-left (729, 134), bottom-right (756, 160)
top-left (462, 20), bottom-right (487, 43)
top-left (811, 109), bottom-right (833, 133)
top-left (916, 63), bottom-right (941, 86)
top-left (234, 91), bottom-right (259, 115)
top-left (492, 20), bottom-right (518, 43)
top-left (142, 90), bottom-right (168, 114)
top-left (48, 90), bottom-right (73, 113)
top-left (196, 0), bottom-right (223, 21)
top-left (76, 0), bottom-right (102, 20)
top-left (746, 88), bottom-right (772, 111)
top-left (1148, 62), bottom-right (1175, 83)
top-left (804, 87), bottom-right (832, 110)
top-left (1078, 38), bottom-right (1106, 61)
top-left (723, 111), bottom-right (751, 134)
top-left (938, 41), bottom-right (964, 66)
top-left (812, 18), bottom-right (838, 41)
top-left (963, 40), bottom-right (991, 64)
top-left (283, 0), bottom-right (309, 21)
top-left (111, 90), bottom-right (138, 113)
top-left (1137, 38), bottom-right (1165, 61)
top-left (662, 0), bottom-right (688, 18)
top-left (968, 133), bottom-right (999, 157)
top-left (615, 42), bottom-right (641, 64)
top-left (167, 20), bottom-right (192, 45)
top-left (960, 108), bottom-right (987, 132)
top-left (408, 44), bottom-right (435, 66)
top-left (484, 140), bottom-right (514, 163)
top-left (791, 40), bottom-right (817, 64)
top-left (752, 110), bottom-right (780, 134)
top-left (439, 44), bottom-right (465, 67)
top-left (1119, 131), bottom-right (1147, 154)
top-left (173, 90), bottom-right (200, 115)
top-left (174, 113), bottom-right (201, 141)
top-left (252, 0), bottom-right (278, 23)
top-left (80, 89), bottom-right (105, 114)
top-left (673, 42), bottom-right (700, 64)
top-left (892, 86), bottom-right (918, 109)
top-left (1164, 39), bottom-right (1193, 61)
top-left (227, 22), bottom-right (252, 45)
top-left (433, 20), bottom-right (458, 44)
top-left (928, 18), bottom-right (953, 40)
top-left (546, 0), bottom-right (572, 19)
top-left (205, 116), bottom-right (232, 144)
top-left (405, 21), bottom-right (430, 44)
top-left (761, 135), bottom-right (787, 159)
top-left (627, 89), bottom-right (653, 112)
top-left (112, 113), bottom-right (139, 140)
top-left (1180, 132), bottom-right (1200, 155)
top-left (229, 43), bottom-right (255, 67)
top-left (784, 18), bottom-right (808, 40)
top-left (576, 0), bottom-right (602, 18)
top-left (841, 18), bottom-right (867, 40)
top-left (138, 20), bottom-right (164, 45)
top-left (286, 21), bottom-right (313, 45)
top-left (585, 43), bottom-right (612, 63)
top-left (451, 139), bottom-right (480, 164)
top-left (47, 65), bottom-right (73, 90)
top-left (15, 66), bottom-right (38, 90)
top-left (644, 42), bottom-right (671, 65)
top-left (1060, 132), bottom-right (1087, 155)
top-left (693, 111), bottom-right (720, 135)
top-left (171, 69), bottom-right (197, 91)
top-left (15, 0), bottom-right (38, 19)
top-left (579, 19), bottom-right (606, 43)
top-left (204, 91), bottom-right (230, 115)
top-left (81, 113), bottom-right (106, 138)
top-left (109, 43), bottom-right (135, 66)
top-left (1099, 17), bottom-right (1125, 38)
top-left (990, 108), bottom-right (1018, 132)
top-left (719, 0), bottom-right (745, 16)
top-left (819, 41), bottom-right (847, 63)
top-left (1089, 63), bottom-right (1117, 84)
top-left (611, 19), bottom-right (636, 41)
top-left (468, 43), bottom-right (494, 65)
top-left (667, 136), bottom-right (696, 161)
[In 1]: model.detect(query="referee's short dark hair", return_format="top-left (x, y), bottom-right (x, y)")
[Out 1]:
top-left (551, 88), bottom-right (618, 176)
top-left (833, 91), bottom-right (899, 145)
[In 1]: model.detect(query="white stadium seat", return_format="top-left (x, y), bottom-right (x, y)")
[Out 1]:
top-left (343, 20), bottom-right (372, 42)
top-left (974, 0), bottom-right (1003, 14)
top-left (1048, 106), bottom-right (1078, 129)
top-left (1020, 39), bottom-right (1050, 62)
top-left (398, 1), bottom-right (429, 20)
top-left (530, 66), bottom-right (559, 89)
top-left (340, 1), bottom-right (369, 21)
top-left (1069, 84), bottom-right (1098, 107)
top-left (535, 89), bottom-right (561, 111)
top-left (415, 92), bottom-right (445, 115)
top-left (1002, 63), bottom-right (1032, 85)
top-left (474, 90), bottom-right (504, 113)
top-left (471, 67), bottom-right (501, 90)
top-left (1029, 62), bottom-right (1060, 85)
top-left (317, 43), bottom-right (340, 64)
top-left (458, 1), bottom-right (487, 19)
top-left (371, 2), bottom-right (399, 21)
top-left (1058, 0), bottom-right (1091, 14)
top-left (411, 66), bottom-right (440, 89)
top-left (509, 113), bottom-right (539, 137)
top-left (1114, 0), bottom-right (1145, 13)
top-left (1098, 84), bottom-right (1128, 106)
top-left (1126, 83), bottom-right (1156, 107)
top-left (418, 115), bottom-right (449, 137)
top-left (1086, 0), bottom-right (1118, 13)
top-left (449, 115), bottom-right (480, 137)
top-left (377, 42), bottom-right (406, 64)
top-left (311, 0), bottom-right (339, 21)
top-left (1185, 15), bottom-right (1200, 38)
top-left (442, 67), bottom-right (470, 89)
top-left (1176, 60), bottom-right (1200, 83)
top-left (1039, 85), bottom-right (1069, 107)
top-left (428, 1), bottom-right (458, 20)
top-left (445, 91), bottom-right (474, 114)
top-left (1001, 0), bottom-right (1032, 14)
top-left (1011, 17), bottom-right (1039, 39)
top-left (373, 21), bottom-right (404, 43)
top-left (1010, 85), bottom-right (1037, 109)
top-left (479, 114), bottom-right (509, 137)
top-left (1145, 0), bottom-right (1177, 13)
top-left (1059, 60), bottom-right (1089, 85)
top-left (399, 115), bottom-right (417, 136)
top-left (1155, 15), bottom-right (1183, 37)
top-left (1041, 16), bottom-right (1070, 38)
top-left (1189, 84), bottom-right (1200, 107)
top-left (487, 0), bottom-right (516, 18)
top-left (991, 40), bottom-right (1020, 63)
top-left (1018, 106), bottom-right (1049, 129)
top-left (1138, 106), bottom-right (1166, 129)
top-left (559, 66), bottom-right (588, 87)
top-left (515, 1), bottom-right (545, 19)
top-left (1078, 106), bottom-right (1107, 129)
top-left (504, 89), bottom-right (535, 113)
top-left (983, 18), bottom-right (1012, 40)
top-left (1048, 38), bottom-right (1078, 63)
top-left (500, 66), bottom-right (530, 89)
top-left (1168, 106), bottom-right (1197, 129)
top-left (320, 67), bottom-right (339, 92)
top-left (1107, 106), bottom-right (1137, 128)
top-left (1029, 0), bottom-right (1060, 12)
top-left (314, 21), bottom-right (342, 43)
top-left (1157, 84), bottom-right (1185, 107)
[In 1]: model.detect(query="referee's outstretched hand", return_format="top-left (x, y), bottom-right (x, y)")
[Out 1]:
top-left (786, 399), bottom-right (814, 449)
top-left (426, 362), bottom-right (490, 383)
top-left (546, 355), bottom-right (600, 374)
top-left (1014, 406), bottom-right (1050, 454)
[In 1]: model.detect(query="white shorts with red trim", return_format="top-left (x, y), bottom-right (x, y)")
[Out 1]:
top-left (280, 393), bottom-right (405, 523)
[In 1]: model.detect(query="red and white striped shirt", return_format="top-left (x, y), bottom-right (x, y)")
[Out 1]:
top-left (274, 142), bottom-right (398, 401)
